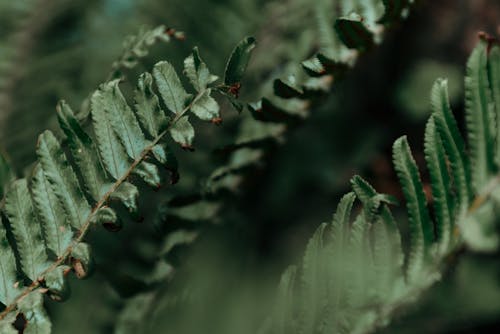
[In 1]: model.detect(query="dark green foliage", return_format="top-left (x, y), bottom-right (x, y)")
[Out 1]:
top-left (266, 36), bottom-right (500, 334)
top-left (334, 18), bottom-right (374, 51)
top-left (211, 0), bottom-right (416, 203)
top-left (224, 37), bottom-right (257, 86)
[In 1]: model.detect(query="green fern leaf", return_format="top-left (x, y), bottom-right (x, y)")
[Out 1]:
top-left (299, 223), bottom-right (327, 334)
top-left (4, 179), bottom-right (49, 281)
top-left (393, 136), bottom-right (433, 280)
top-left (424, 117), bottom-right (453, 253)
top-left (134, 73), bottom-right (169, 138)
top-left (18, 292), bottom-right (51, 334)
top-left (0, 152), bottom-right (14, 198)
top-left (0, 26), bottom-right (253, 328)
top-left (370, 217), bottom-right (397, 301)
top-left (488, 43), bottom-right (500, 166)
top-left (0, 222), bottom-right (19, 305)
top-left (350, 176), bottom-right (403, 271)
top-left (36, 130), bottom-right (91, 230)
top-left (344, 215), bottom-right (369, 309)
top-left (465, 39), bottom-right (496, 191)
top-left (330, 193), bottom-right (355, 230)
top-left (271, 265), bottom-right (297, 334)
top-left (153, 61), bottom-right (192, 115)
top-left (114, 292), bottom-right (155, 334)
top-left (31, 166), bottom-right (72, 258)
top-left (301, 57), bottom-right (325, 77)
top-left (151, 143), bottom-right (178, 179)
top-left (135, 162), bottom-right (161, 188)
top-left (169, 116), bottom-right (195, 148)
top-left (110, 182), bottom-right (139, 215)
top-left (334, 17), bottom-right (374, 51)
top-left (190, 90), bottom-right (220, 121)
top-left (111, 25), bottom-right (174, 77)
top-left (224, 37), bottom-right (257, 86)
top-left (431, 79), bottom-right (471, 216)
top-left (273, 79), bottom-right (303, 99)
top-left (351, 175), bottom-right (398, 222)
top-left (92, 206), bottom-right (120, 232)
top-left (325, 192), bottom-right (355, 330)
top-left (99, 80), bottom-right (150, 160)
top-left (56, 101), bottom-right (111, 200)
top-left (90, 87), bottom-right (132, 179)
top-left (159, 230), bottom-right (199, 257)
top-left (184, 47), bottom-right (218, 92)
top-left (314, 0), bottom-right (342, 60)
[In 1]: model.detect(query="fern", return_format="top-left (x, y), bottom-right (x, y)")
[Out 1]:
top-left (265, 34), bottom-right (500, 334)
top-left (0, 26), bottom-right (255, 331)
top-left (3, 1), bottom-right (486, 333)
top-left (147, 0), bottom-right (414, 282)
top-left (209, 0), bottom-right (415, 198)
top-left (105, 3), bottom-right (417, 330)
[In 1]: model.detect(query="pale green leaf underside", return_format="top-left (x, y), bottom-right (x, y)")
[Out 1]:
top-left (393, 136), bottom-right (433, 281)
top-left (57, 101), bottom-right (112, 200)
top-left (91, 87), bottom-right (132, 179)
top-left (36, 130), bottom-right (91, 230)
top-left (0, 223), bottom-right (19, 305)
top-left (184, 47), bottom-right (218, 92)
top-left (31, 166), bottom-right (72, 257)
top-left (4, 179), bottom-right (49, 281)
top-left (99, 80), bottom-right (150, 160)
top-left (153, 61), bottom-right (192, 114)
top-left (135, 72), bottom-right (169, 138)
top-left (465, 40), bottom-right (496, 191)
top-left (169, 116), bottom-right (195, 147)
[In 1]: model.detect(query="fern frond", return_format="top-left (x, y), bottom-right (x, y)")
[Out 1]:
top-left (18, 292), bottom-right (51, 333)
top-left (184, 47), bottom-right (219, 92)
top-left (56, 101), bottom-right (112, 201)
top-left (266, 35), bottom-right (500, 334)
top-left (31, 166), bottom-right (72, 258)
top-left (465, 39), bottom-right (496, 191)
top-left (430, 79), bottom-right (471, 217)
top-left (271, 265), bottom-right (297, 334)
top-left (213, 0), bottom-right (415, 199)
top-left (267, 185), bottom-right (406, 334)
top-left (223, 37), bottom-right (257, 87)
top-left (299, 223), bottom-right (328, 333)
top-left (36, 130), bottom-right (91, 230)
top-left (4, 179), bottom-right (50, 282)
top-left (153, 61), bottom-right (193, 115)
top-left (134, 73), bottom-right (169, 138)
top-left (393, 136), bottom-right (434, 280)
top-left (0, 152), bottom-right (14, 198)
top-left (488, 43), bottom-right (500, 166)
top-left (0, 30), bottom-right (255, 331)
top-left (0, 219), bottom-right (19, 306)
top-left (424, 116), bottom-right (453, 254)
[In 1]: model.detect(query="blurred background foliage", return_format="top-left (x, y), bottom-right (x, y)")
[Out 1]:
top-left (1, 0), bottom-right (500, 333)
